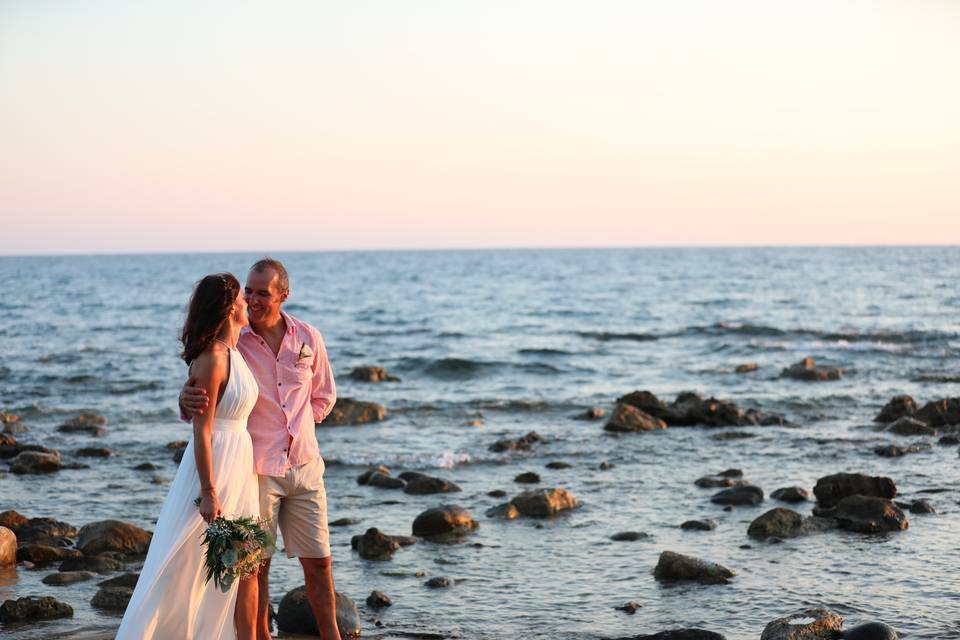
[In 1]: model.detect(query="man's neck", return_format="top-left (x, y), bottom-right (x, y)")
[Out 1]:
top-left (250, 313), bottom-right (286, 339)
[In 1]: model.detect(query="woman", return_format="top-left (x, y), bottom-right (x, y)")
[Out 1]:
top-left (117, 273), bottom-right (261, 640)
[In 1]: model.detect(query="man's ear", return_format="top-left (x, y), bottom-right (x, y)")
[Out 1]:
top-left (280, 290), bottom-right (289, 304)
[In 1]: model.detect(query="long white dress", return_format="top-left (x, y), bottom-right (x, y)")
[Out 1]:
top-left (117, 347), bottom-right (261, 640)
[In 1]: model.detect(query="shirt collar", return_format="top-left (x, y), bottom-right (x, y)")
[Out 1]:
top-left (242, 311), bottom-right (295, 339)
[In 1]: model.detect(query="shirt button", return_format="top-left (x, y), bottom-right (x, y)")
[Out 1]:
top-left (278, 382), bottom-right (282, 387)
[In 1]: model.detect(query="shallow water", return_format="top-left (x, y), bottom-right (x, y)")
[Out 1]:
top-left (1, 247), bottom-right (959, 639)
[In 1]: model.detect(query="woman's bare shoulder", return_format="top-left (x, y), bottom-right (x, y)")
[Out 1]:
top-left (189, 343), bottom-right (229, 380)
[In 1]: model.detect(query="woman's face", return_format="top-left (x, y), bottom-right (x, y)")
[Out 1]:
top-left (232, 291), bottom-right (249, 328)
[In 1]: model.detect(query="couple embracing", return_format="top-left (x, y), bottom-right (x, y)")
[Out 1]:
top-left (116, 258), bottom-right (342, 640)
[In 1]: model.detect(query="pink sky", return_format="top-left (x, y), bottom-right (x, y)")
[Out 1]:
top-left (1, 1), bottom-right (958, 255)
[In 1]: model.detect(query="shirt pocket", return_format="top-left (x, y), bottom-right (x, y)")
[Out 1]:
top-left (282, 358), bottom-right (313, 385)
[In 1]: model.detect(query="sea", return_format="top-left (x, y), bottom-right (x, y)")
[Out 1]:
top-left (1, 247), bottom-right (958, 640)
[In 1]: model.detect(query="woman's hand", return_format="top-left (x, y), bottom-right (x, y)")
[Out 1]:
top-left (199, 491), bottom-right (222, 524)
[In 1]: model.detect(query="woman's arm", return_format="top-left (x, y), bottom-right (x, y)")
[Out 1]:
top-left (189, 348), bottom-right (226, 523)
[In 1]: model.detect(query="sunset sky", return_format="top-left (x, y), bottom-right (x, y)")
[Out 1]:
top-left (2, 1), bottom-right (958, 255)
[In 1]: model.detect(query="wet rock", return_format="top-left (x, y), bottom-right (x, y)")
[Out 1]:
top-left (761, 608), bottom-right (844, 640)
top-left (91, 586), bottom-right (133, 610)
top-left (403, 475), bottom-right (461, 495)
top-left (0, 527), bottom-right (15, 566)
top-left (133, 462), bottom-right (160, 471)
top-left (10, 450), bottom-right (62, 474)
top-left (0, 433), bottom-right (14, 447)
top-left (366, 590), bottom-right (392, 608)
top-left (874, 395), bottom-right (917, 423)
top-left (489, 431), bottom-right (544, 453)
top-left (813, 472), bottom-right (897, 508)
top-left (325, 397), bottom-right (387, 426)
top-left (77, 520), bottom-right (151, 556)
top-left (610, 531), bottom-right (649, 541)
top-left (363, 471), bottom-right (406, 490)
top-left (349, 366), bottom-right (399, 382)
top-left (97, 572), bottom-right (139, 588)
top-left (353, 528), bottom-right (400, 561)
top-left (487, 489), bottom-right (508, 498)
top-left (604, 403), bottom-right (668, 433)
top-left (3, 421), bottom-right (28, 434)
top-left (813, 495), bottom-right (908, 533)
top-left (485, 503), bottom-right (519, 520)
top-left (884, 416), bottom-right (936, 436)
top-left (42, 571), bottom-right (97, 586)
top-left (781, 357), bottom-right (842, 381)
top-left (59, 554), bottom-right (124, 574)
top-left (938, 435), bottom-right (960, 446)
top-left (57, 413), bottom-right (107, 436)
top-left (0, 596), bottom-right (74, 622)
top-left (711, 431), bottom-right (756, 441)
top-left (514, 471), bottom-right (541, 484)
top-left (16, 544), bottom-right (81, 565)
top-left (165, 440), bottom-right (187, 450)
top-left (599, 461), bottom-right (616, 470)
top-left (914, 397), bottom-right (960, 427)
top-left (277, 587), bottom-right (361, 638)
top-left (907, 499), bottom-right (936, 515)
top-left (681, 519), bottom-right (717, 531)
top-left (11, 516), bottom-right (78, 545)
top-left (653, 551), bottom-right (734, 584)
top-left (425, 576), bottom-right (453, 589)
top-left (616, 601), bottom-right (641, 614)
top-left (735, 362), bottom-right (759, 374)
top-left (627, 632), bottom-right (726, 640)
top-left (511, 488), bottom-right (580, 517)
top-left (357, 465), bottom-right (391, 484)
top-left (0, 412), bottom-right (19, 424)
top-left (843, 622), bottom-right (898, 640)
top-left (0, 441), bottom-right (57, 459)
top-left (695, 475), bottom-right (746, 489)
top-left (576, 407), bottom-right (606, 420)
top-left (412, 505), bottom-right (478, 539)
top-left (771, 487), bottom-right (810, 503)
top-left (75, 447), bottom-right (113, 458)
top-left (545, 461), bottom-right (572, 469)
top-left (671, 392), bottom-right (748, 427)
top-left (874, 443), bottom-right (929, 458)
top-left (710, 485), bottom-right (763, 506)
top-left (747, 508), bottom-right (834, 539)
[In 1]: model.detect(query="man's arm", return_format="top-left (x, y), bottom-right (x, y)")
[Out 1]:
top-left (310, 328), bottom-right (336, 423)
top-left (179, 376), bottom-right (210, 420)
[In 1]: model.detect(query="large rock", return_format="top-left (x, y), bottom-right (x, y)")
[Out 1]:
top-left (362, 471), bottom-right (406, 489)
top-left (0, 442), bottom-right (57, 460)
top-left (276, 587), bottom-right (360, 638)
top-left (10, 450), bottom-right (62, 474)
top-left (883, 416), bottom-right (936, 436)
top-left (710, 485), bottom-right (763, 506)
top-left (16, 544), bottom-right (81, 565)
top-left (489, 431), bottom-right (544, 453)
top-left (353, 528), bottom-right (401, 561)
top-left (98, 572), bottom-right (140, 589)
top-left (57, 413), bottom-right (107, 436)
top-left (781, 357), bottom-right (842, 381)
top-left (813, 495), bottom-right (908, 533)
top-left (604, 403), bottom-right (667, 433)
top-left (510, 488), bottom-right (581, 517)
top-left (324, 398), bottom-right (386, 426)
top-left (747, 508), bottom-right (835, 539)
top-left (624, 632), bottom-right (727, 640)
top-left (11, 516), bottom-right (78, 545)
top-left (616, 390), bottom-right (776, 427)
top-left (760, 608), bottom-right (844, 640)
top-left (813, 473), bottom-right (896, 508)
top-left (0, 596), bottom-right (74, 622)
top-left (59, 554), bottom-right (124, 574)
top-left (0, 510), bottom-right (27, 530)
top-left (771, 487), bottom-right (810, 503)
top-left (0, 527), bottom-right (15, 566)
top-left (412, 505), bottom-right (478, 539)
top-left (403, 475), bottom-right (461, 495)
top-left (77, 520), bottom-right (151, 556)
top-left (653, 551), bottom-right (734, 584)
top-left (42, 571), bottom-right (97, 586)
top-left (914, 398), bottom-right (960, 427)
top-left (843, 622), bottom-right (899, 640)
top-left (874, 396), bottom-right (917, 423)
top-left (91, 586), bottom-right (133, 610)
top-left (349, 366), bottom-right (399, 382)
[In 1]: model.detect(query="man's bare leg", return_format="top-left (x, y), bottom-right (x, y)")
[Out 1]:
top-left (256, 558), bottom-right (273, 640)
top-left (300, 556), bottom-right (341, 640)
top-left (235, 571), bottom-right (259, 640)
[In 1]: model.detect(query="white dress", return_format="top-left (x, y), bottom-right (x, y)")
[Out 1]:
top-left (117, 347), bottom-right (261, 640)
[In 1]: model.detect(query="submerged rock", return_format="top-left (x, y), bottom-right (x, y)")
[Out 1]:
top-left (77, 520), bottom-right (151, 556)
top-left (710, 485), bottom-right (763, 506)
top-left (874, 395), bottom-right (918, 423)
top-left (403, 475), bottom-right (461, 495)
top-left (813, 472), bottom-right (896, 508)
top-left (604, 403), bottom-right (668, 433)
top-left (695, 475), bottom-right (746, 489)
top-left (653, 551), bottom-right (734, 584)
top-left (0, 596), bottom-right (74, 622)
top-left (10, 450), bottom-right (62, 474)
top-left (98, 572), bottom-right (140, 588)
top-left (735, 363), bottom-right (759, 373)
top-left (363, 471), bottom-right (406, 490)
top-left (771, 487), bottom-right (810, 503)
top-left (615, 601), bottom-right (641, 614)
top-left (908, 499), bottom-right (936, 515)
top-left (412, 505), bottom-right (478, 539)
top-left (353, 528), bottom-right (401, 561)
top-left (576, 407), bottom-right (606, 420)
top-left (277, 587), bottom-right (360, 638)
top-left (843, 622), bottom-right (898, 640)
top-left (485, 503), bottom-right (519, 520)
top-left (874, 443), bottom-right (929, 458)
top-left (610, 531), bottom-right (649, 541)
top-left (349, 366), bottom-right (399, 382)
top-left (42, 571), bottom-right (97, 586)
top-left (617, 390), bottom-right (780, 427)
top-left (681, 519), bottom-right (717, 531)
top-left (59, 555), bottom-right (124, 574)
top-left (489, 431), bottom-right (544, 453)
top-left (914, 397), bottom-right (960, 427)
top-left (366, 590), bottom-right (392, 608)
top-left (510, 488), bottom-right (580, 517)
top-left (627, 631), bottom-right (727, 640)
top-left (57, 413), bottom-right (107, 436)
top-left (760, 608), bottom-right (844, 640)
top-left (813, 495), bottom-right (908, 533)
top-left (546, 461), bottom-right (572, 469)
top-left (781, 357), bottom-right (842, 381)
top-left (91, 586), bottom-right (133, 610)
top-left (747, 508), bottom-right (835, 539)
top-left (884, 416), bottom-right (936, 436)
top-left (425, 576), bottom-right (453, 589)
top-left (325, 398), bottom-right (387, 426)
top-left (514, 471), bottom-right (541, 484)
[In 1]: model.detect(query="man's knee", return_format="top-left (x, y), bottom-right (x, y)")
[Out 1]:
top-left (300, 555), bottom-right (332, 575)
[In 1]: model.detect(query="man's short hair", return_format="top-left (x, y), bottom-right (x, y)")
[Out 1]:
top-left (250, 257), bottom-right (289, 295)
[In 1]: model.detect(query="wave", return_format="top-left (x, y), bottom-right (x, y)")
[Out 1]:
top-left (912, 374), bottom-right (960, 383)
top-left (576, 331), bottom-right (659, 342)
top-left (689, 322), bottom-right (956, 345)
top-left (355, 328), bottom-right (432, 337)
top-left (517, 348), bottom-right (573, 356)
top-left (326, 451), bottom-right (475, 470)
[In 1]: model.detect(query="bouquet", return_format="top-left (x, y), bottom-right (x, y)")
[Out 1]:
top-left (194, 498), bottom-right (274, 592)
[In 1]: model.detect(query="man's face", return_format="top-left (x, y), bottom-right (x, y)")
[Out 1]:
top-left (244, 268), bottom-right (286, 325)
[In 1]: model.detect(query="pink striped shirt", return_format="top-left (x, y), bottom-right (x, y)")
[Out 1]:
top-left (237, 312), bottom-right (336, 477)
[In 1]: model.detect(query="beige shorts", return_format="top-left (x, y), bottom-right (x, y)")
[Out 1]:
top-left (258, 456), bottom-right (331, 559)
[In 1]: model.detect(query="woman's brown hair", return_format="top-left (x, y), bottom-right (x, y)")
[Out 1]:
top-left (180, 273), bottom-right (241, 365)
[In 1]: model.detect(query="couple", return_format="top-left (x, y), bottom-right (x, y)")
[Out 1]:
top-left (116, 258), bottom-right (342, 640)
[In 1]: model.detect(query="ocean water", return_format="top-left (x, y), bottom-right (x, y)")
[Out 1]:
top-left (1, 247), bottom-right (959, 640)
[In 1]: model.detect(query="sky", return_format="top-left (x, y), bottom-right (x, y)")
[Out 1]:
top-left (1, 1), bottom-right (958, 255)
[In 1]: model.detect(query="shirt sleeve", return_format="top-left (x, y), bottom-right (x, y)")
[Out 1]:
top-left (309, 326), bottom-right (337, 423)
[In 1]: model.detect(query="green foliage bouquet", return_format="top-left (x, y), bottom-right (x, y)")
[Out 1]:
top-left (197, 512), bottom-right (274, 592)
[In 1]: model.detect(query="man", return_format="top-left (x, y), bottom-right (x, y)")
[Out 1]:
top-left (181, 257), bottom-right (341, 640)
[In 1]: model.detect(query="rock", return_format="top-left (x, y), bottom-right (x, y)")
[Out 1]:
top-left (325, 397), bottom-right (387, 426)
top-left (771, 487), bottom-right (810, 503)
top-left (616, 601), bottom-right (641, 614)
top-left (133, 462), bottom-right (159, 471)
top-left (57, 413), bottom-right (107, 436)
top-left (485, 503), bottom-right (520, 520)
top-left (173, 449), bottom-right (185, 464)
top-left (165, 440), bottom-right (187, 450)
top-left (813, 495), bottom-right (908, 533)
top-left (604, 403), bottom-right (668, 433)
top-left (43, 571), bottom-right (97, 586)
top-left (576, 407), bottom-right (606, 420)
top-left (938, 435), bottom-right (960, 446)
top-left (514, 472), bottom-right (541, 484)
top-left (412, 505), bottom-right (478, 539)
top-left (735, 363), bottom-right (759, 374)
top-left (875, 395), bottom-right (918, 423)
top-left (695, 475), bottom-right (746, 489)
top-left (681, 519), bottom-right (717, 531)
top-left (16, 544), bottom-right (81, 565)
top-left (747, 508), bottom-right (805, 539)
top-left (711, 485), bottom-right (763, 506)
top-left (366, 590), bottom-right (392, 608)
top-left (0, 441), bottom-right (57, 460)
top-left (489, 431), bottom-right (544, 453)
top-left (711, 431), bottom-right (756, 441)
top-left (10, 450), bottom-right (62, 474)
top-left (0, 510), bottom-right (27, 530)
top-left (354, 528), bottom-right (401, 561)
top-left (349, 366), bottom-right (399, 382)
top-left (357, 466), bottom-right (391, 484)
top-left (363, 472), bottom-right (406, 490)
top-left (610, 531), bottom-right (649, 541)
top-left (599, 461), bottom-right (616, 470)
top-left (843, 622), bottom-right (898, 640)
top-left (0, 527), bottom-right (15, 566)
top-left (462, 419), bottom-right (483, 427)
top-left (908, 499), bottom-right (936, 515)
top-left (653, 551), bottom-right (734, 584)
top-left (403, 476), bottom-right (461, 495)
top-left (0, 412), bottom-right (19, 424)
top-left (98, 572), bottom-right (139, 588)
top-left (0, 596), bottom-right (74, 622)
top-left (487, 489), bottom-right (507, 498)
top-left (277, 587), bottom-right (361, 638)
top-left (545, 461), bottom-right (572, 469)
top-left (91, 586), bottom-right (133, 610)
top-left (874, 443), bottom-right (929, 458)
top-left (885, 416), bottom-right (936, 436)
top-left (761, 608), bottom-right (844, 640)
top-left (0, 433), bottom-right (14, 447)
top-left (330, 518), bottom-right (360, 527)
top-left (627, 632), bottom-right (727, 640)
top-left (77, 520), bottom-right (151, 556)
top-left (813, 472), bottom-right (896, 508)
top-left (11, 516), bottom-right (78, 544)
top-left (425, 576), bottom-right (453, 589)
top-left (617, 390), bottom-right (680, 422)
top-left (914, 397), bottom-right (960, 427)
top-left (59, 554), bottom-right (124, 574)
top-left (3, 422), bottom-right (28, 434)
top-left (781, 357), bottom-right (842, 381)
top-left (510, 488), bottom-right (580, 517)
top-left (76, 447), bottom-right (113, 458)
